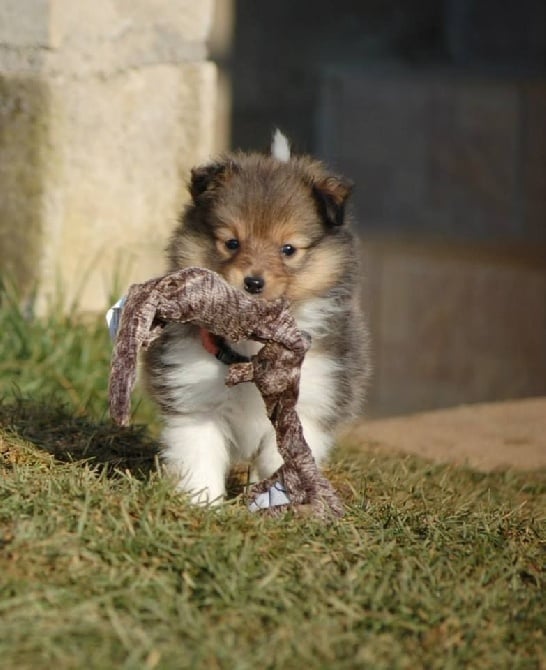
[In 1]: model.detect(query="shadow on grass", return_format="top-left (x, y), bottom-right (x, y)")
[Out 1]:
top-left (0, 398), bottom-right (160, 478)
top-left (0, 397), bottom-right (248, 496)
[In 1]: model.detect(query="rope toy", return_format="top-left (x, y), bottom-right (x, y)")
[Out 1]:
top-left (108, 267), bottom-right (344, 520)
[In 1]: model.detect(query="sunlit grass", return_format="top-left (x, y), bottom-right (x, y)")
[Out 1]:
top-left (0, 283), bottom-right (544, 669)
top-left (0, 280), bottom-right (156, 427)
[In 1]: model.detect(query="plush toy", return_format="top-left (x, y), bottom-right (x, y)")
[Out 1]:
top-left (108, 267), bottom-right (344, 520)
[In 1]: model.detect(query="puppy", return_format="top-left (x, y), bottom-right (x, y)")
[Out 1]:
top-left (143, 131), bottom-right (370, 503)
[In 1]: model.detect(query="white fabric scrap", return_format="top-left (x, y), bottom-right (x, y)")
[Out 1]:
top-left (248, 480), bottom-right (291, 512)
top-left (105, 296), bottom-right (127, 341)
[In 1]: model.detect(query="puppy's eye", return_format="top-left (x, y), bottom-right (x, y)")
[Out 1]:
top-left (281, 244), bottom-right (296, 257)
top-left (225, 239), bottom-right (240, 251)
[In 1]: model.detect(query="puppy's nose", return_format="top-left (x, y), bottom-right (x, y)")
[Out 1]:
top-left (244, 275), bottom-right (265, 294)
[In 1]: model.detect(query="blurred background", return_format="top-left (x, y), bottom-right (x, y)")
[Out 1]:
top-left (1, 0), bottom-right (545, 417)
top-left (210, 0), bottom-right (546, 416)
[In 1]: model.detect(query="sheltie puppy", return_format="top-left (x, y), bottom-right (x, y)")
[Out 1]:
top-left (143, 131), bottom-right (370, 503)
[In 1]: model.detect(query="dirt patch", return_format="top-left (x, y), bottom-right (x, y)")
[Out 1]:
top-left (343, 396), bottom-right (546, 472)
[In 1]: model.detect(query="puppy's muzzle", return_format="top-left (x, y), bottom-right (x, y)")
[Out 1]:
top-left (244, 275), bottom-right (265, 295)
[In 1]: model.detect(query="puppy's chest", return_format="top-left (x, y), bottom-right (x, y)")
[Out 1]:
top-left (158, 332), bottom-right (333, 410)
top-left (155, 297), bottom-right (341, 417)
top-left (158, 334), bottom-right (254, 411)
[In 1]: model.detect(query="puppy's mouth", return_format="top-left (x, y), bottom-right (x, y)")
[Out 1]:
top-left (242, 284), bottom-right (286, 301)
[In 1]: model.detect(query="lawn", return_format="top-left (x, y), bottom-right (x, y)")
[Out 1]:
top-left (0, 285), bottom-right (544, 669)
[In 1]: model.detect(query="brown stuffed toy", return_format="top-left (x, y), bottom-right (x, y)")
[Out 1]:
top-left (108, 266), bottom-right (344, 520)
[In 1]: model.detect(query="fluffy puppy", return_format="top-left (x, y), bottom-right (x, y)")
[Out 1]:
top-left (143, 132), bottom-right (370, 503)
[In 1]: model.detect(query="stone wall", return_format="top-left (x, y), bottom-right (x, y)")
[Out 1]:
top-left (361, 239), bottom-right (546, 416)
top-left (321, 70), bottom-right (546, 414)
top-left (0, 0), bottom-right (216, 311)
top-left (319, 71), bottom-right (546, 244)
top-left (228, 0), bottom-right (545, 153)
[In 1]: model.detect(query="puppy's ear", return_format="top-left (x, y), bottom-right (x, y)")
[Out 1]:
top-left (189, 159), bottom-right (238, 201)
top-left (313, 176), bottom-right (353, 227)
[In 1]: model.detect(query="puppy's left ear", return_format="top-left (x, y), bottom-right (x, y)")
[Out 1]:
top-left (313, 176), bottom-right (353, 227)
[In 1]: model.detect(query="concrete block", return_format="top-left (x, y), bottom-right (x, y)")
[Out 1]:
top-left (521, 83), bottom-right (546, 240)
top-left (0, 0), bottom-right (49, 48)
top-left (0, 0), bottom-right (217, 312)
top-left (38, 62), bottom-right (216, 311)
top-left (320, 71), bottom-right (546, 243)
top-left (0, 76), bottom-right (49, 296)
top-left (50, 0), bottom-right (214, 47)
top-left (0, 63), bottom-right (216, 311)
top-left (47, 0), bottom-right (215, 73)
top-left (361, 238), bottom-right (546, 416)
top-left (1, 1), bottom-right (215, 74)
top-left (445, 0), bottom-right (546, 67)
top-left (425, 79), bottom-right (519, 238)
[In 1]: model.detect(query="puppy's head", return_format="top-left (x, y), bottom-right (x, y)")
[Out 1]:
top-left (169, 137), bottom-right (355, 302)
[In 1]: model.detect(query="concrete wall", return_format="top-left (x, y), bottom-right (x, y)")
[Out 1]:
top-left (361, 240), bottom-right (546, 416)
top-left (0, 0), bottom-right (216, 311)
top-left (319, 70), bottom-right (546, 244)
top-left (320, 69), bottom-right (546, 415)
top-left (228, 0), bottom-right (546, 153)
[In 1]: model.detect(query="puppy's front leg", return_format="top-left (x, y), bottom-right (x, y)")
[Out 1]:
top-left (251, 429), bottom-right (284, 483)
top-left (162, 414), bottom-right (229, 504)
top-left (251, 415), bottom-right (333, 483)
top-left (298, 415), bottom-right (334, 466)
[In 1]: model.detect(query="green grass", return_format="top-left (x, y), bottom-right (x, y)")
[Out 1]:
top-left (1, 286), bottom-right (545, 669)
top-left (0, 280), bottom-right (156, 425)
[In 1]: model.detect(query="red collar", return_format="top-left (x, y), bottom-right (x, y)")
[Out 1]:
top-left (199, 328), bottom-right (250, 365)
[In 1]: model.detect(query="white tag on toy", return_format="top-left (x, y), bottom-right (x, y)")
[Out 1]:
top-left (248, 480), bottom-right (291, 512)
top-left (105, 296), bottom-right (127, 341)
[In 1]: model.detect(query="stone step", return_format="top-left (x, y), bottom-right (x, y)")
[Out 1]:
top-left (342, 396), bottom-right (546, 472)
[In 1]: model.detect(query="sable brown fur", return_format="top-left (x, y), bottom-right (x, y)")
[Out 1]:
top-left (160, 150), bottom-right (370, 434)
top-left (109, 266), bottom-right (344, 520)
top-left (168, 153), bottom-right (357, 305)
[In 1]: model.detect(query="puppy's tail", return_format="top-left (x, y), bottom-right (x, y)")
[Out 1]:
top-left (271, 129), bottom-right (291, 162)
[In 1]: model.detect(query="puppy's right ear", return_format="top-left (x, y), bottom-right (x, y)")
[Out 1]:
top-left (313, 175), bottom-right (353, 227)
top-left (189, 159), bottom-right (238, 201)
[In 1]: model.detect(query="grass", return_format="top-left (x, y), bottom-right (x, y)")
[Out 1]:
top-left (1, 285), bottom-right (545, 669)
top-left (0, 280), bottom-right (156, 425)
